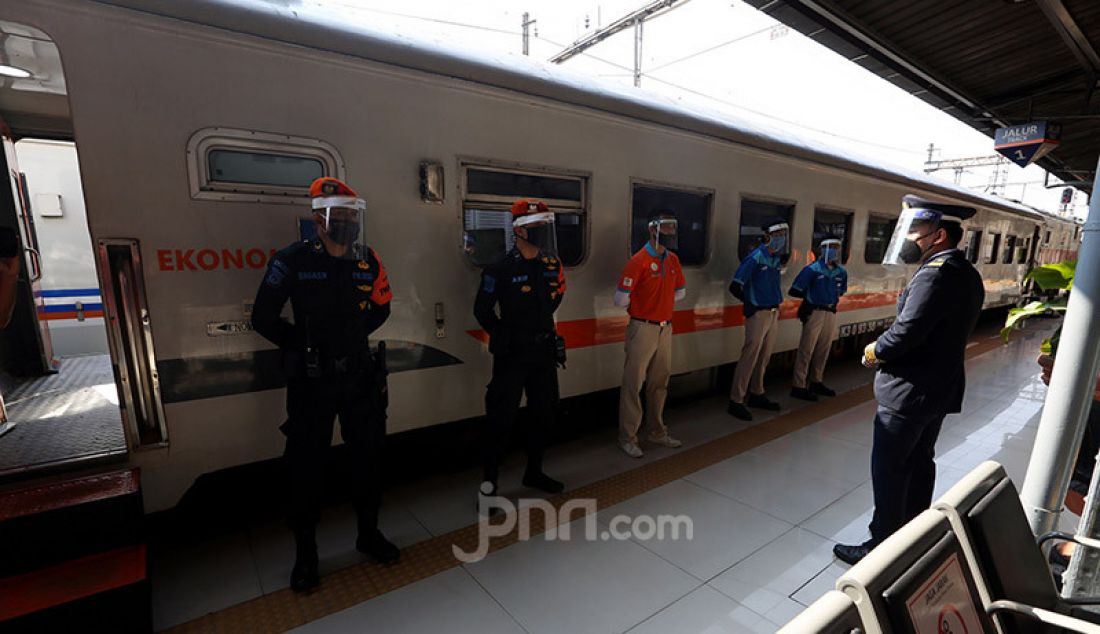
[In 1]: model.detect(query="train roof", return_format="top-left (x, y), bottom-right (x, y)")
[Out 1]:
top-left (97, 0), bottom-right (1075, 226)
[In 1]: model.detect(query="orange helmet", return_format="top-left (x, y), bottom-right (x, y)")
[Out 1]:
top-left (510, 198), bottom-right (549, 217)
top-left (310, 177), bottom-right (365, 211)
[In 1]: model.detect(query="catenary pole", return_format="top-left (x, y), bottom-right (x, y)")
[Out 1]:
top-left (1020, 156), bottom-right (1100, 551)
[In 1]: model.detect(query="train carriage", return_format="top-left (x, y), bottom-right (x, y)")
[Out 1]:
top-left (0, 0), bottom-right (1079, 511)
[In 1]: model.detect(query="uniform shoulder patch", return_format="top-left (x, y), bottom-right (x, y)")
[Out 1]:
top-left (925, 259), bottom-right (946, 268)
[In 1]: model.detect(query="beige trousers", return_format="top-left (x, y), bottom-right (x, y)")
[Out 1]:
top-left (619, 320), bottom-right (673, 445)
top-left (730, 309), bottom-right (779, 403)
top-left (792, 309), bottom-right (838, 388)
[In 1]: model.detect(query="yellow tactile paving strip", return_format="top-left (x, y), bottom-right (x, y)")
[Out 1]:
top-left (165, 335), bottom-right (1006, 633)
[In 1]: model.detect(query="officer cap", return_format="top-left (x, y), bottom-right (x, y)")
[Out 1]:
top-left (511, 199), bottom-right (550, 217)
top-left (902, 195), bottom-right (976, 224)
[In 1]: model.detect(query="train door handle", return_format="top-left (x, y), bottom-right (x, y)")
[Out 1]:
top-left (24, 247), bottom-right (41, 282)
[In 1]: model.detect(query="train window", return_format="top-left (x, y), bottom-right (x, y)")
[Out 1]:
top-left (631, 183), bottom-right (712, 266)
top-left (1017, 237), bottom-right (1029, 264)
top-left (207, 150), bottom-right (323, 188)
top-left (1002, 235), bottom-right (1017, 264)
top-left (986, 233), bottom-right (1001, 264)
top-left (740, 199), bottom-right (794, 260)
top-left (864, 214), bottom-right (897, 264)
top-left (813, 208), bottom-right (852, 264)
top-left (1045, 230), bottom-right (1052, 244)
top-left (187, 128), bottom-right (344, 204)
top-left (462, 163), bottom-right (588, 267)
top-left (964, 230), bottom-right (982, 264)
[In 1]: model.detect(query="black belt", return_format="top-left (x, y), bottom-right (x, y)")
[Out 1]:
top-left (631, 317), bottom-right (671, 327)
top-left (808, 304), bottom-right (837, 313)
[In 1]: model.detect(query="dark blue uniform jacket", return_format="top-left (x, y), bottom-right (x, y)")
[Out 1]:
top-left (873, 249), bottom-right (984, 417)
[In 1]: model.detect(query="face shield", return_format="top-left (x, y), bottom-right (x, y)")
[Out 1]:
top-left (819, 238), bottom-right (842, 265)
top-left (513, 211), bottom-right (558, 259)
top-left (313, 195), bottom-right (366, 260)
top-left (649, 217), bottom-right (678, 251)
top-left (765, 221), bottom-right (790, 258)
top-left (881, 208), bottom-right (954, 266)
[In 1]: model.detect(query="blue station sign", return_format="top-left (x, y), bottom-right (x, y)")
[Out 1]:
top-left (994, 121), bottom-right (1061, 168)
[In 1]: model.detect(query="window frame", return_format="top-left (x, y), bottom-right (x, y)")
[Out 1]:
top-left (1017, 236), bottom-right (1030, 264)
top-left (986, 232), bottom-right (1002, 264)
top-left (964, 229), bottom-right (983, 264)
top-left (186, 127), bottom-right (344, 204)
top-left (628, 178), bottom-right (714, 267)
top-left (864, 212), bottom-right (897, 265)
top-left (812, 206), bottom-right (854, 265)
top-left (1001, 235), bottom-right (1017, 265)
top-left (459, 158), bottom-right (590, 268)
top-left (738, 195), bottom-right (797, 262)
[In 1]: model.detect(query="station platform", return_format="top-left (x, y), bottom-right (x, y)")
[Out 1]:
top-left (0, 354), bottom-right (126, 480)
top-left (152, 321), bottom-right (1062, 633)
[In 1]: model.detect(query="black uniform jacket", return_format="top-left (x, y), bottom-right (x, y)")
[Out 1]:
top-left (474, 248), bottom-right (566, 356)
top-left (252, 240), bottom-right (391, 371)
top-left (874, 248), bottom-right (984, 417)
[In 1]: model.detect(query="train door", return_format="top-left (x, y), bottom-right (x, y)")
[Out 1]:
top-left (0, 124), bottom-right (56, 376)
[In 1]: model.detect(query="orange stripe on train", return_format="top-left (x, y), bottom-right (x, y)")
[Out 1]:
top-left (467, 290), bottom-right (901, 349)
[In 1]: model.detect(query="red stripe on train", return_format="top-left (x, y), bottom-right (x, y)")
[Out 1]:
top-left (467, 290), bottom-right (900, 349)
top-left (36, 310), bottom-right (105, 321)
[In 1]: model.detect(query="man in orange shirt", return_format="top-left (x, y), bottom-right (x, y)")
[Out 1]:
top-left (614, 213), bottom-right (687, 458)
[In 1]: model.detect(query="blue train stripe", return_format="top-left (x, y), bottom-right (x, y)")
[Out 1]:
top-left (39, 288), bottom-right (101, 298)
top-left (42, 303), bottom-right (104, 313)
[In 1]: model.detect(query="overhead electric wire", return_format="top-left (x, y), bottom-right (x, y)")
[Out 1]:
top-left (308, 2), bottom-right (922, 156)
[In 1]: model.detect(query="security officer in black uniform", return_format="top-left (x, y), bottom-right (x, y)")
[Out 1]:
top-left (834, 196), bottom-right (984, 565)
top-left (252, 177), bottom-right (399, 593)
top-left (475, 199), bottom-right (567, 504)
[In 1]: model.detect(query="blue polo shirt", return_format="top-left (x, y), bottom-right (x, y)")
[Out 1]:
top-left (732, 244), bottom-right (783, 308)
top-left (790, 260), bottom-right (847, 306)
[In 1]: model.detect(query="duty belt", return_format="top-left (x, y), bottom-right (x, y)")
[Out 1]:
top-left (808, 303), bottom-right (837, 313)
top-left (631, 317), bottom-right (671, 327)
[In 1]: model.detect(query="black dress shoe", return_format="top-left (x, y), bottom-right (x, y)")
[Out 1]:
top-left (810, 382), bottom-right (837, 397)
top-left (727, 401), bottom-right (753, 421)
top-left (290, 554), bottom-right (319, 593)
top-left (523, 470), bottom-right (565, 494)
top-left (357, 529), bottom-right (400, 564)
top-left (747, 393), bottom-right (781, 411)
top-left (833, 542), bottom-right (872, 565)
top-left (790, 387), bottom-right (818, 401)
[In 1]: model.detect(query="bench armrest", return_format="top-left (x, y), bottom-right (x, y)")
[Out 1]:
top-left (988, 600), bottom-right (1100, 633)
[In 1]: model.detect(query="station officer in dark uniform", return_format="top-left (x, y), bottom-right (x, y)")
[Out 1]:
top-left (252, 177), bottom-right (399, 593)
top-left (475, 199), bottom-right (567, 504)
top-left (834, 196), bottom-right (984, 565)
top-left (728, 218), bottom-right (789, 421)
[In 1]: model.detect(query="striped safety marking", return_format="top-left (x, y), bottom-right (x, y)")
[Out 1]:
top-left (166, 334), bottom-right (1005, 633)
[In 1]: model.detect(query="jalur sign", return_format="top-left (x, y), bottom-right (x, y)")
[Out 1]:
top-left (994, 121), bottom-right (1061, 168)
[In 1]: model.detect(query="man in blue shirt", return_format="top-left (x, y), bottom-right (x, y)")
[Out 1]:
top-left (728, 218), bottom-right (788, 421)
top-left (789, 236), bottom-right (848, 401)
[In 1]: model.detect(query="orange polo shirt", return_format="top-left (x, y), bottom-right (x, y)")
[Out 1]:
top-left (617, 243), bottom-right (686, 323)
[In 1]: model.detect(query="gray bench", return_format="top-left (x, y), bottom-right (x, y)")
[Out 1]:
top-left (934, 460), bottom-right (1100, 633)
top-left (835, 509), bottom-right (996, 634)
top-left (776, 590), bottom-right (866, 634)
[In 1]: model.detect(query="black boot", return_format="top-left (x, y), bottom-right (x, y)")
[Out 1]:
top-left (833, 541), bottom-right (873, 566)
top-left (810, 382), bottom-right (837, 397)
top-left (747, 392), bottom-right (781, 411)
top-left (357, 529), bottom-right (400, 564)
top-left (290, 529), bottom-right (320, 593)
top-left (790, 387), bottom-right (818, 401)
top-left (523, 470), bottom-right (564, 494)
top-left (727, 401), bottom-right (753, 421)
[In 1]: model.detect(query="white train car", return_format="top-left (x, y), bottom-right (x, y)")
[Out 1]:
top-left (0, 0), bottom-right (1077, 511)
top-left (13, 139), bottom-right (107, 357)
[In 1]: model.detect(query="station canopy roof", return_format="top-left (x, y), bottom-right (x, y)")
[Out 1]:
top-left (745, 0), bottom-right (1100, 192)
